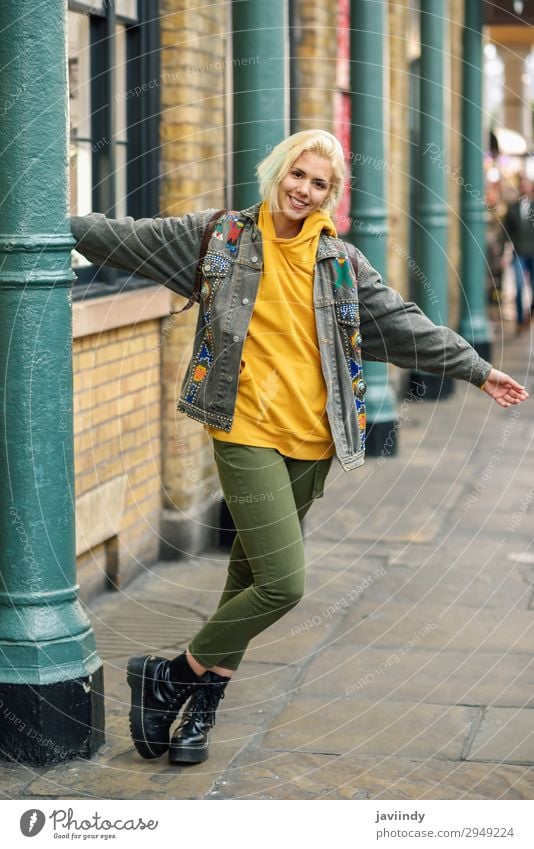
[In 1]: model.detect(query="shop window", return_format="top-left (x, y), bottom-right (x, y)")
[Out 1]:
top-left (68, 0), bottom-right (160, 294)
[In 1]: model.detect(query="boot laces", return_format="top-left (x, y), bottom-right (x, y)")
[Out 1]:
top-left (185, 681), bottom-right (226, 728)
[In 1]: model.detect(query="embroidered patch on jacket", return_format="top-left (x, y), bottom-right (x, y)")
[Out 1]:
top-left (203, 250), bottom-right (233, 276)
top-left (356, 397), bottom-right (366, 446)
top-left (185, 340), bottom-right (213, 404)
top-left (338, 301), bottom-right (358, 324)
top-left (226, 218), bottom-right (245, 254)
top-left (333, 256), bottom-right (354, 289)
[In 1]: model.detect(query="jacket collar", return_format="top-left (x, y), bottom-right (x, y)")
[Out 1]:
top-left (239, 201), bottom-right (345, 260)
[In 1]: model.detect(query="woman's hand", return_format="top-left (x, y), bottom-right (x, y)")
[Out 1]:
top-left (480, 368), bottom-right (529, 407)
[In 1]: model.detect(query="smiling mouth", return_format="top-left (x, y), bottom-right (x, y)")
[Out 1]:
top-left (288, 195), bottom-right (308, 210)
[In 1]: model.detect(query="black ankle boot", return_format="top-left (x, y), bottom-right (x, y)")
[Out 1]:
top-left (168, 672), bottom-right (229, 764)
top-left (126, 655), bottom-right (210, 760)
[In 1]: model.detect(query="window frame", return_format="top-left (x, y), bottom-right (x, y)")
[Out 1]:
top-left (69, 0), bottom-right (161, 296)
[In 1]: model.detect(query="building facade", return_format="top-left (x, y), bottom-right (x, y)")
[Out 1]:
top-left (66, 0), bottom-right (494, 598)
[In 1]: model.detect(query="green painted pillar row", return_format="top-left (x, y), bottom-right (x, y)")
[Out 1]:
top-left (232, 0), bottom-right (289, 207)
top-left (458, 0), bottom-right (492, 362)
top-left (0, 0), bottom-right (104, 764)
top-left (412, 0), bottom-right (452, 400)
top-left (349, 0), bottom-right (398, 457)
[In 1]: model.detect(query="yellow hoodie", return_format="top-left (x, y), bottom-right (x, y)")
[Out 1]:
top-left (207, 201), bottom-right (337, 459)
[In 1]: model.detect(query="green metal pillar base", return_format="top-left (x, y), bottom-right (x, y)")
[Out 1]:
top-left (0, 668), bottom-right (104, 767)
top-left (361, 363), bottom-right (398, 457)
top-left (365, 420), bottom-right (399, 458)
top-left (410, 372), bottom-right (454, 400)
top-left (472, 340), bottom-right (492, 364)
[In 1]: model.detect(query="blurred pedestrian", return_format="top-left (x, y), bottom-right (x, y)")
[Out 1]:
top-left (71, 129), bottom-right (528, 766)
top-left (503, 175), bottom-right (534, 330)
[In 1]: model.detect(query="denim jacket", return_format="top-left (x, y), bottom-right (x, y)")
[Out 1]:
top-left (71, 202), bottom-right (492, 472)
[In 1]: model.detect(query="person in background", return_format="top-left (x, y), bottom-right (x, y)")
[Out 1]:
top-left (503, 175), bottom-right (534, 331)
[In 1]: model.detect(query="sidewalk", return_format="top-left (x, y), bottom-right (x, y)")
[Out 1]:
top-left (3, 322), bottom-right (534, 801)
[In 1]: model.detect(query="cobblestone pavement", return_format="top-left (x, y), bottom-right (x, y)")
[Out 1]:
top-left (3, 323), bottom-right (534, 800)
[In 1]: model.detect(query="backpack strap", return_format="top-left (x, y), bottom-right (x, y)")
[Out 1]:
top-left (169, 208), bottom-right (227, 315)
top-left (343, 240), bottom-right (359, 283)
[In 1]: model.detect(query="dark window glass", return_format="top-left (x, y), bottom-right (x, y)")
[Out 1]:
top-left (68, 0), bottom-right (160, 295)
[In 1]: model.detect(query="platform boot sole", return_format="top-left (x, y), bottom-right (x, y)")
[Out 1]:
top-left (168, 741), bottom-right (209, 764)
top-left (127, 655), bottom-right (166, 760)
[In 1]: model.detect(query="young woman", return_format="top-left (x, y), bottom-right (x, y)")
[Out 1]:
top-left (71, 129), bottom-right (528, 765)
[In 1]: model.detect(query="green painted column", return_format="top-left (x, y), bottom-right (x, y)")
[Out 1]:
top-left (413, 0), bottom-right (452, 399)
top-left (458, 0), bottom-right (491, 362)
top-left (349, 0), bottom-right (398, 456)
top-left (232, 0), bottom-right (288, 207)
top-left (0, 0), bottom-right (104, 764)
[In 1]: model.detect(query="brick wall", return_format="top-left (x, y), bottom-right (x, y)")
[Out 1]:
top-left (159, 0), bottom-right (229, 549)
top-left (73, 320), bottom-right (163, 599)
top-left (294, 0), bottom-right (338, 132)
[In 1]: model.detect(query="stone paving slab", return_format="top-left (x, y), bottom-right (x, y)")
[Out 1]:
top-left (23, 716), bottom-right (251, 800)
top-left (213, 661), bottom-right (302, 722)
top-left (210, 750), bottom-right (534, 800)
top-left (466, 708), bottom-right (534, 765)
top-left (298, 645), bottom-right (534, 708)
top-left (340, 601), bottom-right (534, 654)
top-left (359, 562), bottom-right (531, 610)
top-left (0, 762), bottom-right (37, 800)
top-left (384, 533), bottom-right (515, 568)
top-left (261, 697), bottom-right (479, 760)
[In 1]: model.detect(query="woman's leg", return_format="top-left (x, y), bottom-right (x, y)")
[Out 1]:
top-left (187, 440), bottom-right (331, 671)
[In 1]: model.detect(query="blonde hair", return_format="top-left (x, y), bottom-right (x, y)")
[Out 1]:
top-left (255, 129), bottom-right (347, 214)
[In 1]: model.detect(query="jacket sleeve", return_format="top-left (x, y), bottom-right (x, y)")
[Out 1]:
top-left (355, 248), bottom-right (493, 388)
top-left (70, 208), bottom-right (218, 299)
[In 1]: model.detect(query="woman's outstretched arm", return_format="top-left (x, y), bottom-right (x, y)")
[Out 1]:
top-left (353, 247), bottom-right (528, 406)
top-left (70, 208), bottom-right (218, 299)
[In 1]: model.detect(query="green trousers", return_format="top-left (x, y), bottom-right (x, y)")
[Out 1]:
top-left (188, 439), bottom-right (334, 671)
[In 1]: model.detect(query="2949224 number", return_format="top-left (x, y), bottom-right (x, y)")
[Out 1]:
top-left (463, 827), bottom-right (514, 838)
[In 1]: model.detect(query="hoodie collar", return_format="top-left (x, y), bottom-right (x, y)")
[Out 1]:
top-left (239, 201), bottom-right (345, 259)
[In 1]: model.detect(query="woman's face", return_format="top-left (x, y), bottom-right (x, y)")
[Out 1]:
top-left (275, 151), bottom-right (333, 226)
